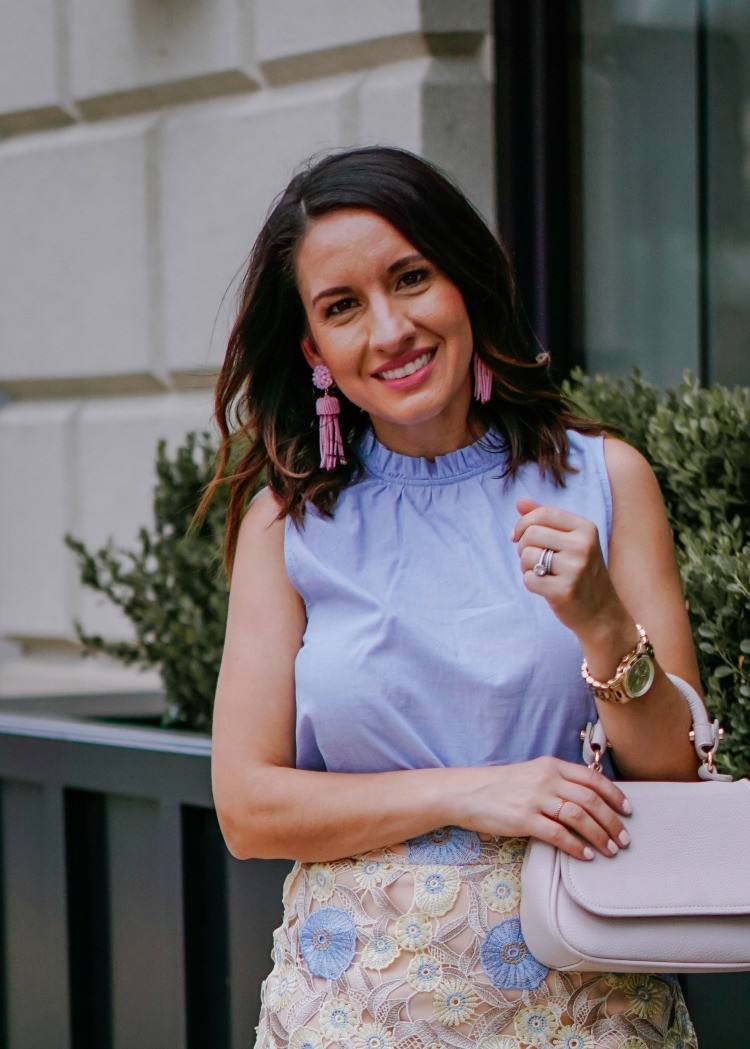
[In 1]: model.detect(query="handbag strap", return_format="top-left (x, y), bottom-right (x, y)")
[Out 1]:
top-left (580, 672), bottom-right (732, 782)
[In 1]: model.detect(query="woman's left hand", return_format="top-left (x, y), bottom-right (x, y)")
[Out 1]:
top-left (510, 496), bottom-right (627, 641)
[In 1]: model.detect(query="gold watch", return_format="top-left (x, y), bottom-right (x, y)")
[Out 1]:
top-left (581, 623), bottom-right (656, 704)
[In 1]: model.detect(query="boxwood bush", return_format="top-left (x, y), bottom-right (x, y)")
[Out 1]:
top-left (563, 369), bottom-right (750, 777)
top-left (67, 372), bottom-right (750, 777)
top-left (64, 431), bottom-right (252, 732)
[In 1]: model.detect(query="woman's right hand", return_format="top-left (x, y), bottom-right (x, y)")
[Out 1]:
top-left (454, 757), bottom-right (632, 860)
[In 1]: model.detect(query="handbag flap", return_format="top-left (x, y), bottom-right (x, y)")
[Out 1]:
top-left (560, 779), bottom-right (750, 917)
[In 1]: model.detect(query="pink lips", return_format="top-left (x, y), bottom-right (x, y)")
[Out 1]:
top-left (373, 347), bottom-right (437, 391)
top-left (372, 346), bottom-right (436, 377)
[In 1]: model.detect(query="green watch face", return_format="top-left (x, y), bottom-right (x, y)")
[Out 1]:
top-left (625, 653), bottom-right (655, 698)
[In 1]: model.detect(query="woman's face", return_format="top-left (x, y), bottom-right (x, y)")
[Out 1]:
top-left (295, 208), bottom-right (477, 456)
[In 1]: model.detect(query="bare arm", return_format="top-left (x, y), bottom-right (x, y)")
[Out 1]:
top-left (578, 437), bottom-right (702, 780)
top-left (211, 487), bottom-right (459, 861)
top-left (212, 488), bottom-right (632, 865)
top-left (512, 436), bottom-right (703, 781)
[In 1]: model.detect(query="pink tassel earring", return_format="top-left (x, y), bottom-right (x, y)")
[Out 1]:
top-left (312, 363), bottom-right (347, 469)
top-left (472, 351), bottom-right (493, 403)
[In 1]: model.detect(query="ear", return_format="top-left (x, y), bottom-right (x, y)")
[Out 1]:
top-left (300, 334), bottom-right (323, 369)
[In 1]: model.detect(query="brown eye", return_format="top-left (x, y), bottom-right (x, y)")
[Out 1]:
top-left (326, 297), bottom-right (357, 317)
top-left (398, 267), bottom-right (430, 288)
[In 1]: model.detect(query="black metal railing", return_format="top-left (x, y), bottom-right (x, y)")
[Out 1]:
top-left (0, 705), bottom-right (746, 1048)
top-left (0, 711), bottom-right (289, 1049)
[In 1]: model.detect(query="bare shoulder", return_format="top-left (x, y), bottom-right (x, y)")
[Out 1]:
top-left (233, 486), bottom-right (286, 573)
top-left (602, 436), bottom-right (662, 499)
top-left (238, 484), bottom-right (284, 537)
top-left (229, 485), bottom-right (303, 618)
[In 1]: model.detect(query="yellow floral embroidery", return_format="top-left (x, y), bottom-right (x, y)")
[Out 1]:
top-left (394, 911), bottom-right (433, 951)
top-left (413, 864), bottom-right (461, 916)
top-left (319, 997), bottom-right (362, 1041)
top-left (478, 1037), bottom-right (522, 1048)
top-left (307, 863), bottom-right (335, 901)
top-left (554, 1024), bottom-right (594, 1049)
top-left (604, 972), bottom-right (629, 989)
top-left (353, 856), bottom-right (392, 889)
top-left (481, 869), bottom-right (521, 914)
top-left (514, 1004), bottom-right (561, 1045)
top-left (361, 934), bottom-right (401, 971)
top-left (406, 952), bottom-right (443, 991)
top-left (352, 1022), bottom-right (396, 1049)
top-left (433, 976), bottom-right (479, 1027)
top-left (497, 837), bottom-right (528, 863)
top-left (621, 975), bottom-right (667, 1020)
top-left (619, 1039), bottom-right (649, 1049)
top-left (267, 963), bottom-right (297, 1011)
top-left (288, 1028), bottom-right (324, 1049)
top-left (665, 1030), bottom-right (690, 1049)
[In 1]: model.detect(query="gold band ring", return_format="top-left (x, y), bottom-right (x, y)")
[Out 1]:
top-left (551, 798), bottom-right (565, 823)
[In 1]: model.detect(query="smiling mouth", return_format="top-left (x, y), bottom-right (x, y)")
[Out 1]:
top-left (376, 348), bottom-right (437, 381)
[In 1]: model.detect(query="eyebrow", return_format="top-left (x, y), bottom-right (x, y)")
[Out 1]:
top-left (310, 253), bottom-right (426, 307)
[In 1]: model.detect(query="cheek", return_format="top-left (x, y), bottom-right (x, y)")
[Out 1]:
top-left (429, 285), bottom-right (473, 347)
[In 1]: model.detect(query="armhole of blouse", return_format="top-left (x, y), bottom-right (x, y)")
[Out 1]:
top-left (283, 513), bottom-right (308, 604)
top-left (592, 434), bottom-right (614, 566)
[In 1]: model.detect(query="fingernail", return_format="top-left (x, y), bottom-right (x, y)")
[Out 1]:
top-left (607, 839), bottom-right (619, 855)
top-left (583, 847), bottom-right (595, 860)
top-left (618, 829), bottom-right (631, 847)
top-left (621, 798), bottom-right (633, 814)
top-left (509, 527), bottom-right (516, 541)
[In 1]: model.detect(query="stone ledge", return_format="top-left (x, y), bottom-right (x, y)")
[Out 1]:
top-left (259, 32), bottom-right (484, 87)
top-left (75, 70), bottom-right (260, 121)
top-left (0, 373), bottom-right (171, 402)
top-left (0, 105), bottom-right (77, 138)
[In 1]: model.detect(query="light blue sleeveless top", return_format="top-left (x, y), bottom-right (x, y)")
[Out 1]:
top-left (284, 424), bottom-right (615, 777)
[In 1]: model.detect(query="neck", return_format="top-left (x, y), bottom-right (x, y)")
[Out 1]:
top-left (369, 403), bottom-right (488, 462)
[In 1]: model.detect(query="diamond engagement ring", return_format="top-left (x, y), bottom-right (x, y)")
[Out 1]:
top-left (533, 548), bottom-right (554, 577)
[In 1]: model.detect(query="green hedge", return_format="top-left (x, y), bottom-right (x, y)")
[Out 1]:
top-left (66, 371), bottom-right (750, 777)
top-left (65, 432), bottom-right (241, 732)
top-left (563, 370), bottom-right (750, 777)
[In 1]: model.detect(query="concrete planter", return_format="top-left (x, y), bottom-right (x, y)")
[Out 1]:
top-left (0, 700), bottom-right (289, 1049)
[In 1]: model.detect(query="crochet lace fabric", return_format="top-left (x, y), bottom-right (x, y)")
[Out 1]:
top-left (253, 829), bottom-right (697, 1049)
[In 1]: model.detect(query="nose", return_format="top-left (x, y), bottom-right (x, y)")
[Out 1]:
top-left (367, 293), bottom-right (416, 354)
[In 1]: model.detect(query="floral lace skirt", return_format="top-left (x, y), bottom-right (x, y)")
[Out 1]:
top-left (253, 828), bottom-right (698, 1049)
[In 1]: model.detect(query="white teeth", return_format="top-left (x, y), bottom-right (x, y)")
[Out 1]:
top-left (379, 350), bottom-right (434, 380)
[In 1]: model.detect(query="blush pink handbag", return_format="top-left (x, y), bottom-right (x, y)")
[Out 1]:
top-left (519, 674), bottom-right (750, 973)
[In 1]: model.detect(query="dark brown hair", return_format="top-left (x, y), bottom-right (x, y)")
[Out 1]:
top-left (196, 146), bottom-right (607, 577)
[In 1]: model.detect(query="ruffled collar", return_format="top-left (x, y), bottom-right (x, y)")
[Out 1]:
top-left (356, 423), bottom-right (507, 485)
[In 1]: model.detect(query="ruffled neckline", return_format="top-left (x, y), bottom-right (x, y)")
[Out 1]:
top-left (356, 423), bottom-right (507, 485)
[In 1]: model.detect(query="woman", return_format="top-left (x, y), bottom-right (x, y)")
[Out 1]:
top-left (204, 146), bottom-right (701, 1049)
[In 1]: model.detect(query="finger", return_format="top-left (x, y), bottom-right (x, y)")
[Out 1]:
top-left (516, 497), bottom-right (542, 516)
top-left (519, 546), bottom-right (568, 574)
top-left (516, 525), bottom-right (570, 555)
top-left (552, 800), bottom-right (621, 857)
top-left (511, 505), bottom-right (590, 543)
top-left (557, 785), bottom-right (630, 853)
top-left (520, 546), bottom-right (545, 573)
top-left (528, 813), bottom-right (595, 862)
top-left (556, 761), bottom-right (633, 816)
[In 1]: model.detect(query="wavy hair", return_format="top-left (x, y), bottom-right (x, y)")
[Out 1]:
top-left (195, 146), bottom-right (608, 577)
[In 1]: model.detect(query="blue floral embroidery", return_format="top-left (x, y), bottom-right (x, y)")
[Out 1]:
top-left (406, 826), bottom-right (481, 865)
top-left (480, 918), bottom-right (549, 990)
top-left (299, 906), bottom-right (357, 979)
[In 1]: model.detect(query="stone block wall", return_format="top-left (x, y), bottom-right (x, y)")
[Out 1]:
top-left (0, 0), bottom-right (494, 697)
